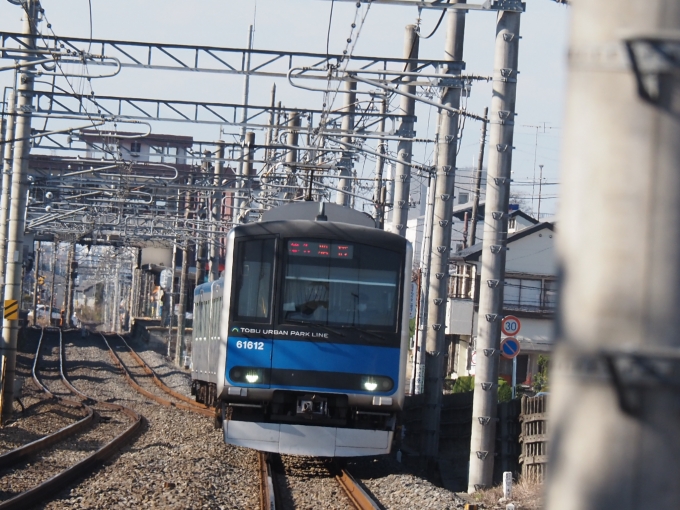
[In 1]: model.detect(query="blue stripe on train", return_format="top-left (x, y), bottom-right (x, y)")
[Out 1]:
top-left (225, 336), bottom-right (400, 395)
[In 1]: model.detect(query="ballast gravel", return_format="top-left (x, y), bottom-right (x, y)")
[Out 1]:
top-left (37, 331), bottom-right (260, 510)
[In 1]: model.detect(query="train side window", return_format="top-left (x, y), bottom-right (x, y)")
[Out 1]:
top-left (233, 238), bottom-right (275, 322)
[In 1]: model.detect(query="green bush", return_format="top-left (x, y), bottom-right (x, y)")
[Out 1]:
top-left (452, 375), bottom-right (512, 402)
top-left (452, 375), bottom-right (475, 393)
top-left (532, 355), bottom-right (550, 393)
top-left (497, 378), bottom-right (512, 402)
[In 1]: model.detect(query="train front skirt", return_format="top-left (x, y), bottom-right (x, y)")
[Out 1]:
top-left (223, 420), bottom-right (393, 457)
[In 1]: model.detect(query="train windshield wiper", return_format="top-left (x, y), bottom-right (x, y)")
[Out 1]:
top-left (284, 318), bottom-right (345, 338)
top-left (337, 325), bottom-right (389, 343)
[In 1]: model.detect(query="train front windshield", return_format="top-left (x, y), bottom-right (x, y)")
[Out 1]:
top-left (281, 239), bottom-right (402, 332)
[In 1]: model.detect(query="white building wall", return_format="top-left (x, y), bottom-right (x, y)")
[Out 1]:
top-left (506, 229), bottom-right (556, 275)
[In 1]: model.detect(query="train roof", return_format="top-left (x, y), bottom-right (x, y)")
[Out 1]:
top-left (231, 220), bottom-right (409, 253)
top-left (194, 277), bottom-right (224, 296)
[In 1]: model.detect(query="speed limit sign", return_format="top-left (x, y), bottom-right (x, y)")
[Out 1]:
top-left (501, 315), bottom-right (521, 336)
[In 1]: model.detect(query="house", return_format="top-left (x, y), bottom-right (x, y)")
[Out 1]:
top-left (445, 220), bottom-right (556, 384)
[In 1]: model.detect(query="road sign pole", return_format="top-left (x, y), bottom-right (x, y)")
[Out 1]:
top-left (512, 356), bottom-right (517, 399)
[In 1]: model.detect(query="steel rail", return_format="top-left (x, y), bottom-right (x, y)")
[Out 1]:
top-left (258, 452), bottom-right (277, 510)
top-left (113, 334), bottom-right (209, 410)
top-left (0, 329), bottom-right (144, 510)
top-left (100, 333), bottom-right (213, 418)
top-left (0, 328), bottom-right (94, 470)
top-left (334, 464), bottom-right (381, 510)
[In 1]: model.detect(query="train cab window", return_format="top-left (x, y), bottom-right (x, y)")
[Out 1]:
top-left (233, 238), bottom-right (276, 323)
top-left (281, 239), bottom-right (402, 332)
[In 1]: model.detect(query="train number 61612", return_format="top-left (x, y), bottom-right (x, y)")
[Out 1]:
top-left (235, 340), bottom-right (264, 350)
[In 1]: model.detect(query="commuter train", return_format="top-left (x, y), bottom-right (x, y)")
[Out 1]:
top-left (191, 203), bottom-right (412, 456)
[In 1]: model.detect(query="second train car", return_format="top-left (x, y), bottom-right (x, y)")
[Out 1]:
top-left (191, 207), bottom-right (412, 456)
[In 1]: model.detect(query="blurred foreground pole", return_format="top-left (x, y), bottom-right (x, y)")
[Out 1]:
top-left (546, 1), bottom-right (680, 509)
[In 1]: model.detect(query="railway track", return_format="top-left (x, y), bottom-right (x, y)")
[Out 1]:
top-left (262, 453), bottom-right (382, 510)
top-left (100, 333), bottom-right (213, 418)
top-left (102, 332), bottom-right (382, 510)
top-left (0, 328), bottom-right (142, 509)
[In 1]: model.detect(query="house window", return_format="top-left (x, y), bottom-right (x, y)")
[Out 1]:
top-left (508, 218), bottom-right (517, 231)
top-left (130, 141), bottom-right (141, 154)
top-left (504, 277), bottom-right (556, 312)
top-left (458, 192), bottom-right (469, 204)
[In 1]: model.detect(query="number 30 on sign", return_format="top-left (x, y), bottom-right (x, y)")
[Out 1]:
top-left (501, 315), bottom-right (521, 336)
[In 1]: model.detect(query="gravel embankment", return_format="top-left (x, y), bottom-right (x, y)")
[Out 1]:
top-left (36, 331), bottom-right (260, 509)
top-left (347, 455), bottom-right (467, 510)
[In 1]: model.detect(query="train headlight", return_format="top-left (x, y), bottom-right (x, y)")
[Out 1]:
top-left (363, 378), bottom-right (378, 391)
top-left (229, 366), bottom-right (269, 385)
top-left (361, 376), bottom-right (394, 392)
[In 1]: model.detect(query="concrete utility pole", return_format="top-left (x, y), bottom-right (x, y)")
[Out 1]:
top-left (175, 242), bottom-right (189, 366)
top-left (468, 8), bottom-right (522, 492)
top-left (265, 84), bottom-right (276, 165)
top-left (546, 2), bottom-right (680, 509)
top-left (240, 131), bottom-right (255, 222)
top-left (422, 1), bottom-right (467, 462)
top-left (415, 173), bottom-right (436, 395)
top-left (390, 25), bottom-right (419, 237)
top-left (374, 97), bottom-right (388, 228)
top-left (64, 243), bottom-right (75, 329)
top-left (0, 90), bottom-right (15, 300)
top-left (336, 80), bottom-right (357, 207)
top-left (195, 152), bottom-right (211, 286)
top-left (31, 240), bottom-right (40, 326)
top-left (1, 0), bottom-right (38, 419)
top-left (112, 255), bottom-right (120, 333)
top-left (209, 141), bottom-right (225, 282)
top-left (469, 107), bottom-right (488, 246)
top-left (238, 24), bottom-right (254, 178)
top-left (48, 243), bottom-right (58, 323)
top-left (283, 111), bottom-right (300, 202)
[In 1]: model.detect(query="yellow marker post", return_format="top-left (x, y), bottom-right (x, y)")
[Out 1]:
top-left (4, 300), bottom-right (18, 320)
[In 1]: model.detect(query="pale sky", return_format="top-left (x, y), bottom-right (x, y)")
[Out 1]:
top-left (0, 0), bottom-right (570, 218)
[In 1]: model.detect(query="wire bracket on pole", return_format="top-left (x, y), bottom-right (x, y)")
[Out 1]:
top-left (436, 246), bottom-right (447, 253)
top-left (483, 348), bottom-right (496, 357)
top-left (496, 144), bottom-right (510, 152)
top-left (492, 212), bottom-right (505, 220)
top-left (487, 279), bottom-right (500, 288)
top-left (440, 194), bottom-right (451, 201)
top-left (490, 244), bottom-right (505, 254)
top-left (481, 382), bottom-right (493, 390)
top-left (494, 177), bottom-right (510, 185)
top-left (439, 220), bottom-right (449, 227)
top-left (478, 416), bottom-right (491, 425)
top-left (433, 298), bottom-right (444, 306)
top-left (432, 324), bottom-right (442, 331)
top-left (497, 68), bottom-right (517, 83)
top-left (441, 165), bottom-right (452, 175)
top-left (476, 451), bottom-right (489, 460)
top-left (485, 313), bottom-right (499, 322)
top-left (435, 272), bottom-right (447, 280)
